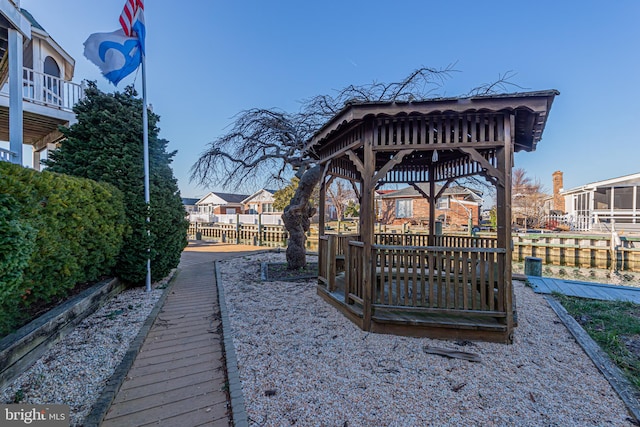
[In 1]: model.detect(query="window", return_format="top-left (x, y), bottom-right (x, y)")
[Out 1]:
top-left (437, 197), bottom-right (450, 210)
top-left (43, 56), bottom-right (61, 104)
top-left (263, 203), bottom-right (274, 213)
top-left (396, 199), bottom-right (412, 218)
top-left (594, 188), bottom-right (610, 210)
top-left (43, 57), bottom-right (60, 77)
top-left (614, 187), bottom-right (633, 210)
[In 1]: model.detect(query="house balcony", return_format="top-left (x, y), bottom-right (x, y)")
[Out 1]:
top-left (0, 67), bottom-right (83, 164)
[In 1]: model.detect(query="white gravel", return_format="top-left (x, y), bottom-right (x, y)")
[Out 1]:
top-left (0, 276), bottom-right (169, 426)
top-left (219, 252), bottom-right (636, 427)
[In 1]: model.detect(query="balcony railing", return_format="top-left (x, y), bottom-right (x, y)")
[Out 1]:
top-left (0, 68), bottom-right (84, 112)
top-left (0, 147), bottom-right (14, 162)
top-left (20, 68), bottom-right (84, 111)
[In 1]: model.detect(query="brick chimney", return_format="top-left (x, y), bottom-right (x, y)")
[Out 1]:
top-left (552, 171), bottom-right (565, 213)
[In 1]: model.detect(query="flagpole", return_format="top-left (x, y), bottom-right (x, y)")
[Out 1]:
top-left (142, 50), bottom-right (151, 293)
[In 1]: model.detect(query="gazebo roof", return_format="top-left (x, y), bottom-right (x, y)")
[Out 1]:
top-left (307, 89), bottom-right (559, 154)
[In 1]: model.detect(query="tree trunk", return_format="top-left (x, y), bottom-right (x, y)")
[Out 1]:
top-left (282, 165), bottom-right (322, 269)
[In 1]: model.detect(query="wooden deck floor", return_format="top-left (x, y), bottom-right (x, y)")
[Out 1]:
top-left (101, 243), bottom-right (264, 427)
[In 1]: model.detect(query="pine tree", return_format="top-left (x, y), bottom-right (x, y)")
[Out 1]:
top-left (46, 82), bottom-right (188, 284)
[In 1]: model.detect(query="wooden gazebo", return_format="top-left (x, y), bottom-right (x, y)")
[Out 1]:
top-left (308, 90), bottom-right (559, 343)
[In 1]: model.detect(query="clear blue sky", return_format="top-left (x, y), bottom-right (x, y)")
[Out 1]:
top-left (22, 0), bottom-right (640, 198)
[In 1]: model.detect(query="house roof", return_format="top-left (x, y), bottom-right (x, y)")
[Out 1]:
top-left (181, 198), bottom-right (200, 206)
top-left (379, 184), bottom-right (483, 202)
top-left (19, 8), bottom-right (44, 31)
top-left (20, 8), bottom-right (75, 80)
top-left (196, 192), bottom-right (249, 205)
top-left (242, 188), bottom-right (277, 204)
top-left (561, 172), bottom-right (640, 195)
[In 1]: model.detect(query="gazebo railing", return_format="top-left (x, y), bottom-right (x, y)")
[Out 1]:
top-left (375, 233), bottom-right (429, 246)
top-left (434, 235), bottom-right (497, 248)
top-left (373, 244), bottom-right (506, 313)
top-left (342, 242), bottom-right (507, 317)
top-left (318, 234), bottom-right (360, 291)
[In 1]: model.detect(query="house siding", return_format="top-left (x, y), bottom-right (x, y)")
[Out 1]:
top-left (379, 196), bottom-right (479, 228)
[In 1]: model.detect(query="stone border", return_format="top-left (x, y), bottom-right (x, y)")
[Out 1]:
top-left (545, 295), bottom-right (640, 423)
top-left (0, 277), bottom-right (126, 391)
top-left (215, 261), bottom-right (249, 427)
top-left (82, 271), bottom-right (179, 427)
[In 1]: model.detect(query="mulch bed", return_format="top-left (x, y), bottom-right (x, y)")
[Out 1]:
top-left (262, 262), bottom-right (319, 282)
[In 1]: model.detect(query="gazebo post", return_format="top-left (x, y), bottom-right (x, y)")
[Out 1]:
top-left (360, 131), bottom-right (376, 330)
top-left (428, 164), bottom-right (436, 246)
top-left (319, 174), bottom-right (327, 237)
top-left (496, 114), bottom-right (515, 341)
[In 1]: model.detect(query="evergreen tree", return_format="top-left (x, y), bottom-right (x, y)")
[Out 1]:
top-left (46, 82), bottom-right (188, 284)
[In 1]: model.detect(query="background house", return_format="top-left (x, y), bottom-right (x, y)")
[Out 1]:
top-left (377, 184), bottom-right (482, 229)
top-left (242, 189), bottom-right (279, 214)
top-left (194, 192), bottom-right (249, 221)
top-left (0, 2), bottom-right (83, 168)
top-left (181, 197), bottom-right (199, 216)
top-left (561, 172), bottom-right (640, 233)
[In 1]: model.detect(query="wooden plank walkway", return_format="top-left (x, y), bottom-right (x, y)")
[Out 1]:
top-left (526, 276), bottom-right (640, 303)
top-left (101, 243), bottom-right (264, 427)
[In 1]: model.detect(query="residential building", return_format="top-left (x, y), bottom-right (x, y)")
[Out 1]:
top-left (0, 2), bottom-right (83, 169)
top-left (561, 172), bottom-right (640, 233)
top-left (181, 197), bottom-right (199, 215)
top-left (377, 184), bottom-right (482, 229)
top-left (196, 192), bottom-right (249, 217)
top-left (242, 189), bottom-right (279, 214)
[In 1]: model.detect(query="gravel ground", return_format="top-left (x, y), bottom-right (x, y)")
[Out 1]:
top-left (0, 276), bottom-right (170, 426)
top-left (219, 253), bottom-right (636, 427)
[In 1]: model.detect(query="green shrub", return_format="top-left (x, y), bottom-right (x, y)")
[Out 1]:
top-left (0, 162), bottom-right (126, 334)
top-left (45, 82), bottom-right (188, 284)
top-left (0, 193), bottom-right (36, 333)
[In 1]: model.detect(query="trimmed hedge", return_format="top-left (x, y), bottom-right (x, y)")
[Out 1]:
top-left (0, 162), bottom-right (127, 335)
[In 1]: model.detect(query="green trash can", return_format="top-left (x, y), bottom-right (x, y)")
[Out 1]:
top-left (524, 256), bottom-right (542, 276)
top-left (195, 231), bottom-right (202, 240)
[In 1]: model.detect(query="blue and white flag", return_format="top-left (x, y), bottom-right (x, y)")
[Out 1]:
top-left (83, 29), bottom-right (142, 86)
top-left (84, 1), bottom-right (145, 86)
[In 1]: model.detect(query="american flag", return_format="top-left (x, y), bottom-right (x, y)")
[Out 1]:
top-left (119, 0), bottom-right (144, 37)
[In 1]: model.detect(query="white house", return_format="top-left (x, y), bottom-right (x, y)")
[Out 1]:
top-left (561, 172), bottom-right (640, 233)
top-left (0, 2), bottom-right (83, 169)
top-left (194, 192), bottom-right (248, 221)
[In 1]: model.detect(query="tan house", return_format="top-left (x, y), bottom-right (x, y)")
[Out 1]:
top-left (377, 184), bottom-right (482, 229)
top-left (242, 189), bottom-right (279, 214)
top-left (0, 2), bottom-right (83, 168)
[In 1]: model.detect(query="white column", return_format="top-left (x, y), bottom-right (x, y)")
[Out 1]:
top-left (8, 28), bottom-right (23, 165)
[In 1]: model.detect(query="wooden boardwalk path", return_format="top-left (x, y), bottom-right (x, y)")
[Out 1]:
top-left (100, 243), bottom-right (263, 427)
top-left (526, 276), bottom-right (640, 303)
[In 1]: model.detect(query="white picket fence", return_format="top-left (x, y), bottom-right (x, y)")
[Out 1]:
top-left (188, 213), bottom-right (283, 225)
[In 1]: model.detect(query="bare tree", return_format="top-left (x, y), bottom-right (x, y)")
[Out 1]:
top-left (327, 180), bottom-right (356, 221)
top-left (190, 65), bottom-right (467, 269)
top-left (512, 168), bottom-right (548, 229)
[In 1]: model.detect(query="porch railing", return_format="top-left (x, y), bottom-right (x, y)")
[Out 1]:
top-left (0, 147), bottom-right (13, 162)
top-left (17, 68), bottom-right (84, 111)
